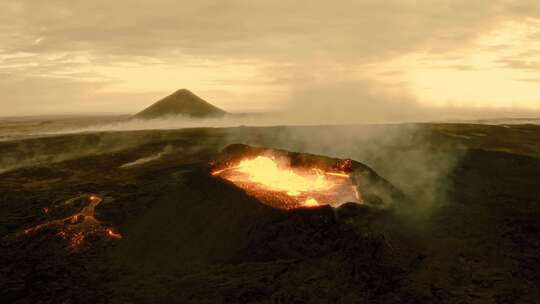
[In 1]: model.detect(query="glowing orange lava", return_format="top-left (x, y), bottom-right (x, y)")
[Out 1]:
top-left (106, 228), bottom-right (123, 239)
top-left (213, 156), bottom-right (361, 209)
top-left (303, 197), bottom-right (320, 207)
top-left (19, 194), bottom-right (122, 251)
top-left (234, 156), bottom-right (331, 196)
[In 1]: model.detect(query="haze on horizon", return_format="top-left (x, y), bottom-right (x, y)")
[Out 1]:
top-left (1, 0), bottom-right (540, 119)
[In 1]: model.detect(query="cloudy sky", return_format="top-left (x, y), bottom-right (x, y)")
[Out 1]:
top-left (1, 0), bottom-right (540, 117)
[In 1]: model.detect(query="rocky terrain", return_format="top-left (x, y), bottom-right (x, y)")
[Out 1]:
top-left (1, 123), bottom-right (539, 303)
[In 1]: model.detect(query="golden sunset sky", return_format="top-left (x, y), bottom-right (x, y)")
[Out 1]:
top-left (1, 1), bottom-right (540, 117)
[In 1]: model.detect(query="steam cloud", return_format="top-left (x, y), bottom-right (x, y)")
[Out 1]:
top-left (1, 84), bottom-right (537, 216)
top-left (120, 145), bottom-right (174, 169)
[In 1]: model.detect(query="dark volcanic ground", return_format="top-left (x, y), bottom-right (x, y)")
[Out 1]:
top-left (1, 123), bottom-right (540, 303)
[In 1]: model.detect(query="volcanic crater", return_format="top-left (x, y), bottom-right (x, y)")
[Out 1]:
top-left (211, 144), bottom-right (404, 210)
top-left (3, 124), bottom-right (540, 303)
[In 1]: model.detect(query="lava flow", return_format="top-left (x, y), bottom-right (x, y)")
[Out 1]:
top-left (213, 156), bottom-right (361, 209)
top-left (20, 194), bottom-right (122, 250)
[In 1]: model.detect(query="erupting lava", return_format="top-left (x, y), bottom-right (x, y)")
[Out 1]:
top-left (20, 194), bottom-right (122, 251)
top-left (213, 156), bottom-right (361, 209)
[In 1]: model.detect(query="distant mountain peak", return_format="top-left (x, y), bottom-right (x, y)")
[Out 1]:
top-left (172, 88), bottom-right (194, 95)
top-left (133, 89), bottom-right (227, 119)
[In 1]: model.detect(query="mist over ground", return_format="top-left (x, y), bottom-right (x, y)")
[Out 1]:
top-left (2, 2), bottom-right (540, 302)
top-left (0, 122), bottom-right (466, 220)
top-left (1, 94), bottom-right (538, 215)
top-left (2, 95), bottom-right (538, 140)
top-left (0, 86), bottom-right (538, 220)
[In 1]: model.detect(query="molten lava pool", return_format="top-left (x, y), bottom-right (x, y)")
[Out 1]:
top-left (212, 155), bottom-right (361, 209)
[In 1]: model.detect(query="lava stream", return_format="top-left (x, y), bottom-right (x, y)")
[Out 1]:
top-left (20, 194), bottom-right (122, 250)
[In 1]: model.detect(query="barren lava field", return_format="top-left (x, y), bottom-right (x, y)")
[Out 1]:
top-left (1, 123), bottom-right (540, 303)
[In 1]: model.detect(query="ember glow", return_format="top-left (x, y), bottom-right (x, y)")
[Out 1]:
top-left (213, 156), bottom-right (361, 209)
top-left (303, 198), bottom-right (320, 207)
top-left (20, 194), bottom-right (122, 251)
top-left (107, 228), bottom-right (123, 240)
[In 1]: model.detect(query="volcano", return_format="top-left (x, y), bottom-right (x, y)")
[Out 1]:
top-left (133, 89), bottom-right (227, 119)
top-left (211, 144), bottom-right (404, 209)
top-left (3, 124), bottom-right (540, 303)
